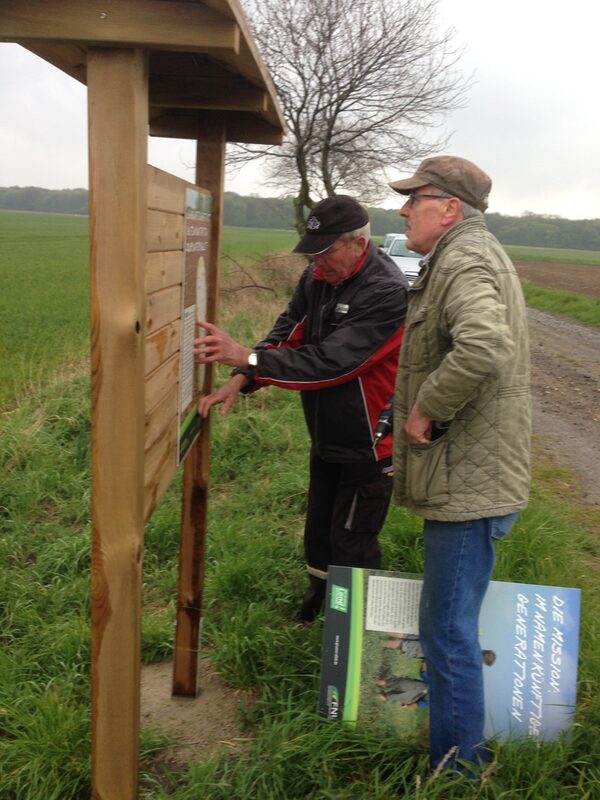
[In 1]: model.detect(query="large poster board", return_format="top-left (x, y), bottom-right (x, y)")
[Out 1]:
top-left (178, 188), bottom-right (211, 464)
top-left (319, 567), bottom-right (581, 743)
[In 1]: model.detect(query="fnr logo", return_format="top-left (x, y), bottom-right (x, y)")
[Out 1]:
top-left (330, 584), bottom-right (349, 613)
top-left (327, 685), bottom-right (340, 719)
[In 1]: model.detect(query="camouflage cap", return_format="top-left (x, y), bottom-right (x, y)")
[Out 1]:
top-left (389, 155), bottom-right (492, 212)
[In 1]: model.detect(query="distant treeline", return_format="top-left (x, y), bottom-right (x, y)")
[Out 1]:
top-left (0, 186), bottom-right (89, 216)
top-left (2, 185), bottom-right (600, 250)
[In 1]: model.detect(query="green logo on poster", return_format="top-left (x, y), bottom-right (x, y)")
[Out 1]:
top-left (330, 584), bottom-right (349, 612)
top-left (328, 685), bottom-right (340, 719)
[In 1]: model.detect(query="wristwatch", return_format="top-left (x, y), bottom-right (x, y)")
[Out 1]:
top-left (247, 351), bottom-right (258, 369)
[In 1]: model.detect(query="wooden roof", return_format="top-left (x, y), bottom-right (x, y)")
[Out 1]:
top-left (0, 0), bottom-right (285, 144)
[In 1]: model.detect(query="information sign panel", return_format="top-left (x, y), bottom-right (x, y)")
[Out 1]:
top-left (178, 188), bottom-right (211, 463)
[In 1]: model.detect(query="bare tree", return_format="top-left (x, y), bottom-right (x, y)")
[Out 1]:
top-left (233, 0), bottom-right (469, 232)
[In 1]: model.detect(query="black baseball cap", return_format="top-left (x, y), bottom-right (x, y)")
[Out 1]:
top-left (293, 195), bottom-right (369, 255)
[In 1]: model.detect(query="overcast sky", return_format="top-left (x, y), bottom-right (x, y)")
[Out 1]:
top-left (0, 0), bottom-right (597, 220)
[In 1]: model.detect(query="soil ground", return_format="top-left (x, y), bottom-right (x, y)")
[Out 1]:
top-left (141, 260), bottom-right (600, 770)
top-left (515, 260), bottom-right (600, 299)
top-left (527, 306), bottom-right (600, 506)
top-left (141, 659), bottom-right (256, 767)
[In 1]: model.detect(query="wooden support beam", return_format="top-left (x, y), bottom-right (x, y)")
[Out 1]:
top-left (22, 42), bottom-right (88, 84)
top-left (150, 75), bottom-right (268, 113)
top-left (0, 0), bottom-right (240, 54)
top-left (172, 114), bottom-right (225, 697)
top-left (202, 0), bottom-right (285, 129)
top-left (150, 109), bottom-right (284, 144)
top-left (88, 46), bottom-right (148, 800)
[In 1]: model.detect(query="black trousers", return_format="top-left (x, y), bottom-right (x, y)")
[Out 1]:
top-left (304, 450), bottom-right (393, 578)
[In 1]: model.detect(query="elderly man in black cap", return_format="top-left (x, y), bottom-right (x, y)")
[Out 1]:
top-left (389, 156), bottom-right (531, 771)
top-left (194, 195), bottom-right (408, 621)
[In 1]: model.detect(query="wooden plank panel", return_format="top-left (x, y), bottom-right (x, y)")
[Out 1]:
top-left (88, 47), bottom-right (147, 800)
top-left (145, 382), bottom-right (178, 455)
top-left (145, 250), bottom-right (183, 294)
top-left (0, 1), bottom-right (240, 53)
top-left (145, 351), bottom-right (179, 414)
top-left (145, 319), bottom-right (181, 375)
top-left (147, 165), bottom-right (186, 215)
top-left (146, 285), bottom-right (181, 334)
top-left (144, 418), bottom-right (178, 523)
top-left (147, 208), bottom-right (184, 252)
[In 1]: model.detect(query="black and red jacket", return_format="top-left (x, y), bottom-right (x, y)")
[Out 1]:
top-left (244, 242), bottom-right (408, 462)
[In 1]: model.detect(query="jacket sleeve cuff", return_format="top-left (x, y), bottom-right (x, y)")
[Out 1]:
top-left (230, 367), bottom-right (256, 394)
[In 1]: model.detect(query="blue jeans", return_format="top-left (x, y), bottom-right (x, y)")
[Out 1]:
top-left (419, 514), bottom-right (518, 769)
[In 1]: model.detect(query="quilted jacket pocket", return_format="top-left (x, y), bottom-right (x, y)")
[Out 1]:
top-left (406, 436), bottom-right (449, 506)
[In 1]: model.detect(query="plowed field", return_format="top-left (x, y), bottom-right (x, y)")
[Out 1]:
top-left (515, 260), bottom-right (600, 299)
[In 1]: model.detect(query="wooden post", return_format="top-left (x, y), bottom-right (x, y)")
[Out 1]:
top-left (172, 115), bottom-right (226, 696)
top-left (88, 47), bottom-right (148, 799)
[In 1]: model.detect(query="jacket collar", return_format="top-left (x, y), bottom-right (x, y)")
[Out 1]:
top-left (430, 216), bottom-right (487, 262)
top-left (410, 217), bottom-right (487, 290)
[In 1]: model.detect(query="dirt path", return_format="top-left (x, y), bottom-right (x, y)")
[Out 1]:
top-left (528, 307), bottom-right (600, 507)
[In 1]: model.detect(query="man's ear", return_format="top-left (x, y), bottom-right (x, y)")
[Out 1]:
top-left (442, 197), bottom-right (463, 227)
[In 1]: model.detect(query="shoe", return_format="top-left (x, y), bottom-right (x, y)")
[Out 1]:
top-left (294, 575), bottom-right (326, 623)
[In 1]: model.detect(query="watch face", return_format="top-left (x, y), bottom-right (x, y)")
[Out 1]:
top-left (248, 352), bottom-right (258, 368)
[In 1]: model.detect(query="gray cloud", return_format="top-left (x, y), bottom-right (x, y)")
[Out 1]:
top-left (1, 0), bottom-right (598, 220)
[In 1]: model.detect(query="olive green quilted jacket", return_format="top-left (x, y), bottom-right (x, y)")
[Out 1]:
top-left (392, 217), bottom-right (531, 521)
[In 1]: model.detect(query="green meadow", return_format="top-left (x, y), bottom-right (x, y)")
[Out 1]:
top-left (220, 225), bottom-right (298, 260)
top-left (0, 215), bottom-right (297, 410)
top-left (1, 212), bottom-right (598, 412)
top-left (504, 244), bottom-right (600, 266)
top-left (0, 212), bottom-right (89, 409)
top-left (520, 280), bottom-right (600, 327)
top-left (1, 211), bottom-right (600, 798)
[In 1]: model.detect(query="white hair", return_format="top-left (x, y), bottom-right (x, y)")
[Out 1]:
top-left (339, 222), bottom-right (371, 242)
top-left (460, 200), bottom-right (483, 220)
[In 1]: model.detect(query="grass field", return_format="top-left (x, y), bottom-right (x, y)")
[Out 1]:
top-left (2, 213), bottom-right (600, 797)
top-left (0, 214), bottom-right (298, 410)
top-left (1, 211), bottom-right (597, 410)
top-left (504, 244), bottom-right (600, 266)
top-left (0, 212), bottom-right (89, 409)
top-left (220, 225), bottom-right (298, 260)
top-left (521, 280), bottom-right (600, 327)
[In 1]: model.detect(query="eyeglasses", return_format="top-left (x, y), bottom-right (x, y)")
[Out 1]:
top-left (404, 193), bottom-right (453, 207)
